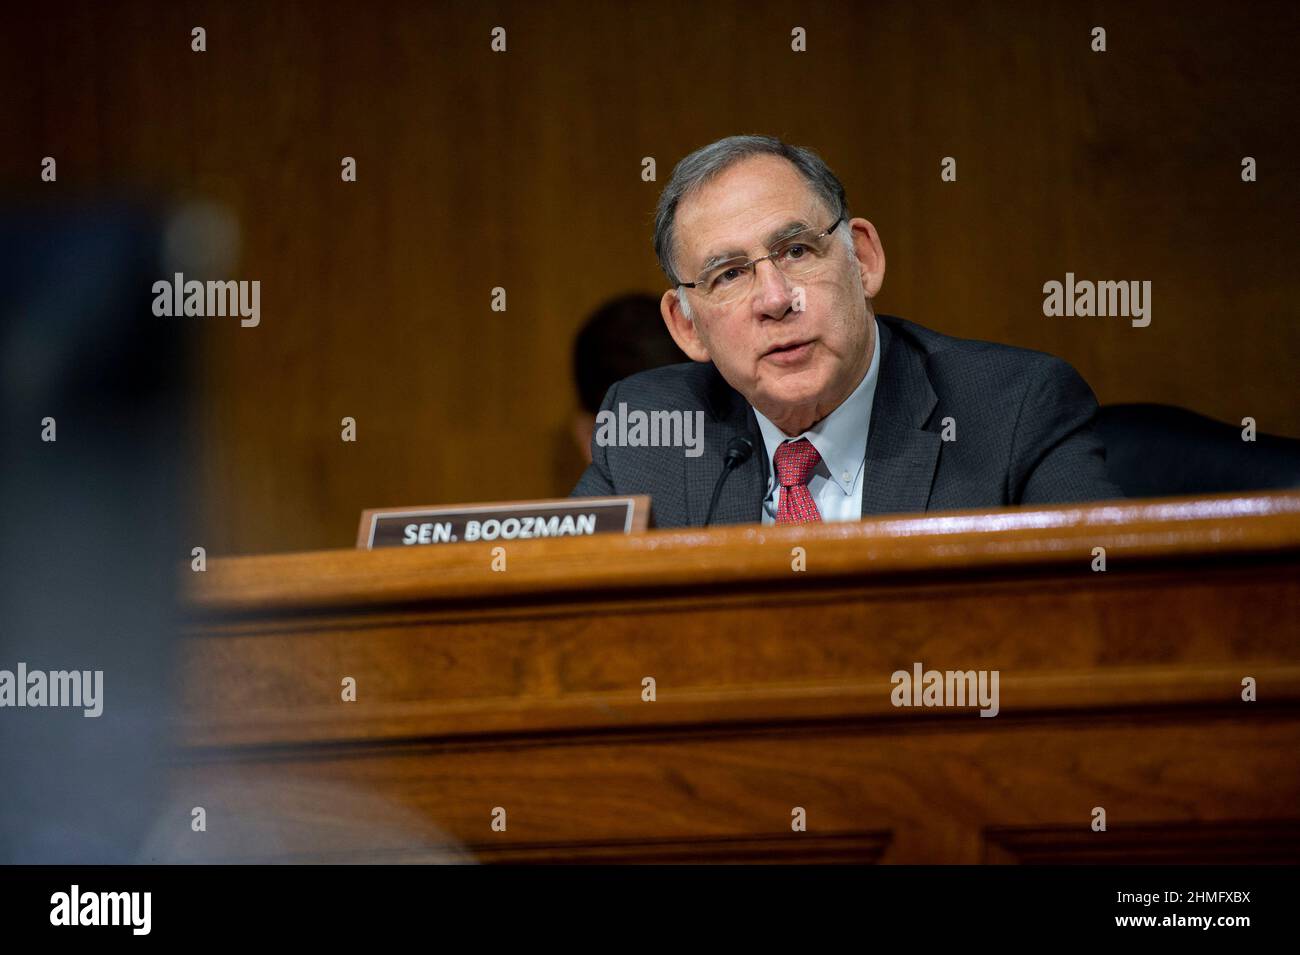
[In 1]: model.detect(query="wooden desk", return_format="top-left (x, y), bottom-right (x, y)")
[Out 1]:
top-left (172, 491), bottom-right (1300, 863)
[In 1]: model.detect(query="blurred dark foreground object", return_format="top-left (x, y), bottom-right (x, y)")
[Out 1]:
top-left (0, 202), bottom-right (193, 862)
top-left (1098, 403), bottom-right (1300, 498)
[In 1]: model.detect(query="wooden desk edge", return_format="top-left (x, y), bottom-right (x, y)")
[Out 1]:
top-left (186, 489), bottom-right (1300, 615)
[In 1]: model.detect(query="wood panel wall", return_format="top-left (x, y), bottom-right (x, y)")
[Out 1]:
top-left (5, 0), bottom-right (1297, 554)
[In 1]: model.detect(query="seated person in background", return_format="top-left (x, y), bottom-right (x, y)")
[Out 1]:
top-left (573, 134), bottom-right (1123, 526)
top-left (571, 293), bottom-right (687, 465)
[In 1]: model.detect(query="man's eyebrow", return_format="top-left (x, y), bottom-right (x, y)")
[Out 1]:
top-left (696, 219), bottom-right (812, 274)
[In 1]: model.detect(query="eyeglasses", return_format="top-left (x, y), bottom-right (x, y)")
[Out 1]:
top-left (680, 217), bottom-right (845, 308)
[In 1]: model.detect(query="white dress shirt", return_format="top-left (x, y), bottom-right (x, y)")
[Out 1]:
top-left (753, 317), bottom-right (881, 524)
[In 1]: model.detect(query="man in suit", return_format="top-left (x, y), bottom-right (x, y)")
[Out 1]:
top-left (573, 135), bottom-right (1122, 527)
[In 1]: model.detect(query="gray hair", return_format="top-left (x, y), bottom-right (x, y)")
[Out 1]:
top-left (653, 135), bottom-right (851, 287)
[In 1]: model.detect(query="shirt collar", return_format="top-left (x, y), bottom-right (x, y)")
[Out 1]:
top-left (753, 316), bottom-right (881, 496)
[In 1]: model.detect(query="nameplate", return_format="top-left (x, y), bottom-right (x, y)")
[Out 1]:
top-left (357, 496), bottom-right (650, 550)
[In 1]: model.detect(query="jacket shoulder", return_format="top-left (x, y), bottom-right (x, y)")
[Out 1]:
top-left (879, 313), bottom-right (1073, 393)
top-left (604, 360), bottom-right (738, 416)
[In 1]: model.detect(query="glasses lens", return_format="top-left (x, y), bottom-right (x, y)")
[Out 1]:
top-left (773, 229), bottom-right (833, 278)
top-left (694, 226), bottom-right (837, 306)
top-left (699, 261), bottom-right (753, 305)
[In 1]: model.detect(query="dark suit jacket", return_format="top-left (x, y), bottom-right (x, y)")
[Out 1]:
top-left (572, 313), bottom-right (1123, 527)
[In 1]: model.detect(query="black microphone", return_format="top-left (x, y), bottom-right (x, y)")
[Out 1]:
top-left (704, 435), bottom-right (756, 526)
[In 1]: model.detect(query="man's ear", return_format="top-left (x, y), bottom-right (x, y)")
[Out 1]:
top-left (660, 289), bottom-right (711, 362)
top-left (849, 218), bottom-right (886, 299)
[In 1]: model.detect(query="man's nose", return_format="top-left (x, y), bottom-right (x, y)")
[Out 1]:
top-left (751, 258), bottom-right (795, 318)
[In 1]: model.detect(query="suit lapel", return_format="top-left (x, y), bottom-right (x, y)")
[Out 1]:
top-left (860, 317), bottom-right (942, 517)
top-left (685, 368), bottom-right (766, 526)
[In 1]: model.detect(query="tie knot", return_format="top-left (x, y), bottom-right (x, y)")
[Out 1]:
top-left (773, 438), bottom-right (821, 488)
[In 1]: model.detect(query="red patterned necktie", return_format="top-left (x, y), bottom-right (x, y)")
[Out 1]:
top-left (773, 438), bottom-right (823, 524)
